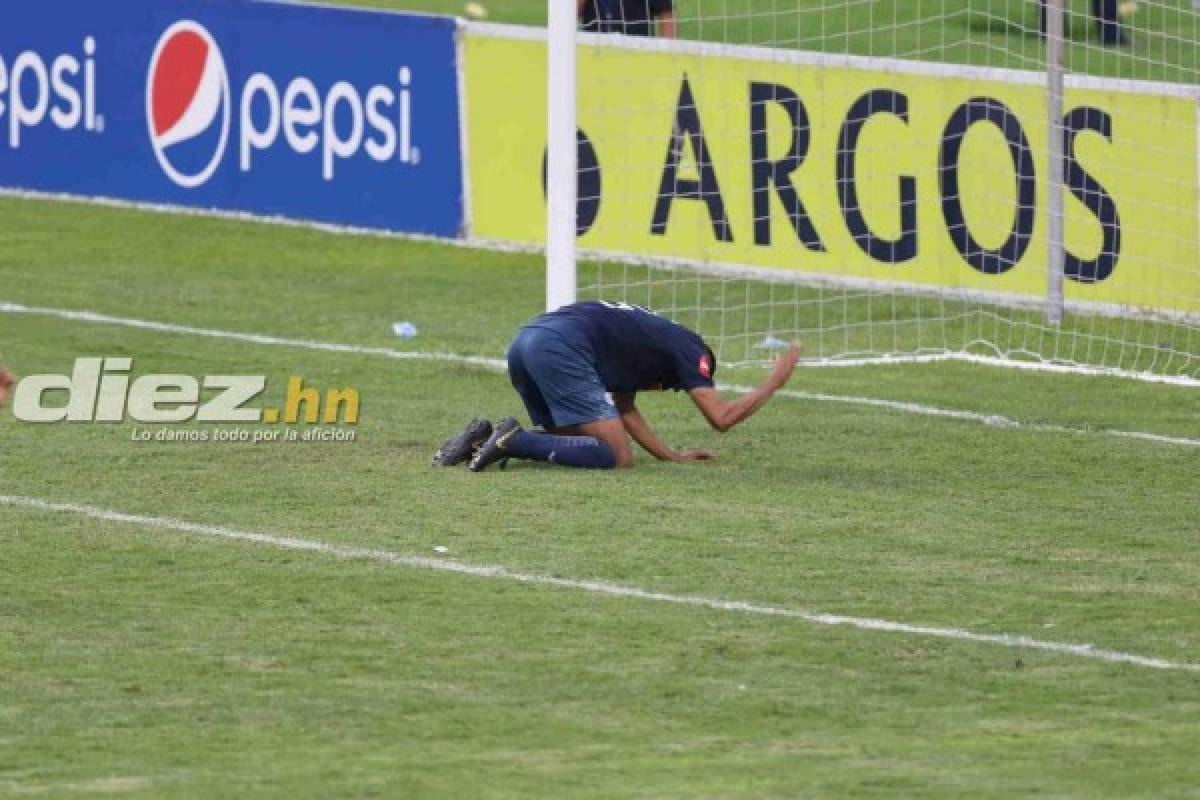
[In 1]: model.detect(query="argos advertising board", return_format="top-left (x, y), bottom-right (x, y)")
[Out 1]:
top-left (0, 0), bottom-right (463, 236)
top-left (466, 31), bottom-right (1199, 315)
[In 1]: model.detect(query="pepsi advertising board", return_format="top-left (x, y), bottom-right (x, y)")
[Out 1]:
top-left (0, 0), bottom-right (464, 237)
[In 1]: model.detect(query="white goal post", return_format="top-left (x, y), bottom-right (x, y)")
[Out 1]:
top-left (546, 0), bottom-right (578, 311)
top-left (544, 1), bottom-right (1200, 385)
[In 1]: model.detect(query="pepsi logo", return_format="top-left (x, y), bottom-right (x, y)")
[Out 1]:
top-left (146, 21), bottom-right (230, 189)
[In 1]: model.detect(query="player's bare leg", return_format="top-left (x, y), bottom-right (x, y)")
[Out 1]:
top-left (549, 418), bottom-right (634, 468)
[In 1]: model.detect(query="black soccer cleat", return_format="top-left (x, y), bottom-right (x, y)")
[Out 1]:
top-left (468, 416), bottom-right (521, 473)
top-left (431, 417), bottom-right (493, 466)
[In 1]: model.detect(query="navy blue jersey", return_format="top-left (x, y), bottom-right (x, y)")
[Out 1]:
top-left (523, 301), bottom-right (715, 393)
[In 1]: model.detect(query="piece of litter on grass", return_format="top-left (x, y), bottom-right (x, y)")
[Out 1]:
top-left (392, 321), bottom-right (419, 338)
top-left (754, 336), bottom-right (790, 350)
top-left (433, 546), bottom-right (449, 554)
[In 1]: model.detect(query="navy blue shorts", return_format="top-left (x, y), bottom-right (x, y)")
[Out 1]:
top-left (507, 324), bottom-right (617, 430)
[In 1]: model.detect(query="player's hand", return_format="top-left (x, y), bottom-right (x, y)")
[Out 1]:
top-left (0, 368), bottom-right (13, 408)
top-left (769, 341), bottom-right (802, 387)
top-left (674, 449), bottom-right (713, 463)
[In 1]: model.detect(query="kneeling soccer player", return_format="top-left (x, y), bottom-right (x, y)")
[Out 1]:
top-left (432, 301), bottom-right (802, 471)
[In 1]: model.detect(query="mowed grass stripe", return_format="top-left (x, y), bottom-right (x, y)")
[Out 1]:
top-left (3, 494), bottom-right (1197, 672)
top-left (3, 299), bottom-right (1197, 448)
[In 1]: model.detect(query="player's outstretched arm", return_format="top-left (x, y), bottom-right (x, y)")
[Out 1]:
top-left (613, 393), bottom-right (711, 463)
top-left (688, 342), bottom-right (801, 433)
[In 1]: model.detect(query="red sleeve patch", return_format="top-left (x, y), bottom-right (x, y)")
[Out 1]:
top-left (698, 354), bottom-right (712, 379)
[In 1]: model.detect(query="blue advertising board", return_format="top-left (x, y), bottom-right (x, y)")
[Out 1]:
top-left (0, 0), bottom-right (464, 237)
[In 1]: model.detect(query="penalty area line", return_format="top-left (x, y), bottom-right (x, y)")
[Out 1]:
top-left (2, 493), bottom-right (1197, 673)
top-left (0, 300), bottom-right (508, 370)
top-left (1, 300), bottom-right (1197, 448)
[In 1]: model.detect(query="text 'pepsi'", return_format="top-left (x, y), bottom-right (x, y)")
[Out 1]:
top-left (0, 1), bottom-right (464, 237)
top-left (148, 20), bottom-right (419, 187)
top-left (0, 37), bottom-right (102, 149)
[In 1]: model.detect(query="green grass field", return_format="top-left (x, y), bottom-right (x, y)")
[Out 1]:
top-left (334, 0), bottom-right (1200, 83)
top-left (2, 194), bottom-right (1199, 798)
top-left (1, 1), bottom-right (1198, 796)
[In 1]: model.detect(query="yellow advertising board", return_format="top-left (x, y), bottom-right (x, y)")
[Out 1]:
top-left (465, 31), bottom-right (1199, 313)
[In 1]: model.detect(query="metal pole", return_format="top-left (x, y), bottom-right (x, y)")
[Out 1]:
top-left (546, 0), bottom-right (578, 311)
top-left (1046, 0), bottom-right (1066, 325)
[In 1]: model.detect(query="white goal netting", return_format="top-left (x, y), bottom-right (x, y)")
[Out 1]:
top-left (563, 0), bottom-right (1200, 384)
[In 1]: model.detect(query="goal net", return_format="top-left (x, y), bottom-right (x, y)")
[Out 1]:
top-left (549, 0), bottom-right (1200, 384)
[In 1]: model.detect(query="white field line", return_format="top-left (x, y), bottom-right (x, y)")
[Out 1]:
top-left (6, 187), bottom-right (1199, 387)
top-left (14, 183), bottom-right (1199, 340)
top-left (2, 494), bottom-right (1196, 672)
top-left (0, 300), bottom-right (508, 370)
top-left (3, 300), bottom-right (1198, 448)
top-left (730, 351), bottom-right (1200, 388)
top-left (0, 187), bottom-right (540, 257)
top-left (761, 388), bottom-right (1200, 448)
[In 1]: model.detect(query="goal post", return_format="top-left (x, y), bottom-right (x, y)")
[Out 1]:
top-left (1046, 0), bottom-right (1067, 326)
top-left (543, 1), bottom-right (1200, 384)
top-left (545, 0), bottom-right (578, 311)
